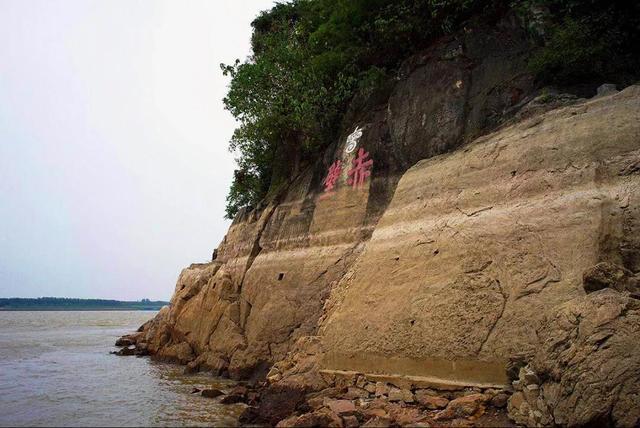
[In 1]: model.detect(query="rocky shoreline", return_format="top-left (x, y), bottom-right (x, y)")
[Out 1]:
top-left (113, 331), bottom-right (513, 427)
top-left (115, 83), bottom-right (640, 426)
top-left (115, 253), bottom-right (640, 426)
top-left (238, 380), bottom-right (514, 427)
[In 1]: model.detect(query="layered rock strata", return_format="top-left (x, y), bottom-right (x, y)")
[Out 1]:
top-left (320, 84), bottom-right (640, 381)
top-left (117, 16), bottom-right (640, 425)
top-left (123, 16), bottom-right (539, 381)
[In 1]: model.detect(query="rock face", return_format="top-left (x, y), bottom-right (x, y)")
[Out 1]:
top-left (508, 290), bottom-right (640, 427)
top-left (129, 15), bottom-right (538, 381)
top-left (119, 17), bottom-right (640, 427)
top-left (319, 85), bottom-right (640, 386)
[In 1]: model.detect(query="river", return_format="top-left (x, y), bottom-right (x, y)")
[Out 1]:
top-left (0, 311), bottom-right (243, 427)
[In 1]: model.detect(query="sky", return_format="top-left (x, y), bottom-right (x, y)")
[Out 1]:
top-left (0, 0), bottom-right (276, 300)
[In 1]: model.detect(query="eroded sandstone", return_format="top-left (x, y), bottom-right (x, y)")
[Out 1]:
top-left (116, 19), bottom-right (640, 424)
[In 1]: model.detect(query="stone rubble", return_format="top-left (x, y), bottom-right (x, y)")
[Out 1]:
top-left (232, 371), bottom-right (514, 427)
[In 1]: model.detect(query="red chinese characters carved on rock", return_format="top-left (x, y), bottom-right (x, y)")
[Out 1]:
top-left (322, 159), bottom-right (343, 193)
top-left (321, 148), bottom-right (374, 197)
top-left (347, 148), bottom-right (373, 189)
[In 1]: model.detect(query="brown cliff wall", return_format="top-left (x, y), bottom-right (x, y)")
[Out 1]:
top-left (320, 85), bottom-right (640, 384)
top-left (133, 16), bottom-right (538, 381)
top-left (120, 16), bottom-right (640, 427)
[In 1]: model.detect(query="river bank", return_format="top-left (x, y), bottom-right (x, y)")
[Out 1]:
top-left (115, 329), bottom-right (514, 427)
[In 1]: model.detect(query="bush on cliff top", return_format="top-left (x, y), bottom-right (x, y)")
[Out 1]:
top-left (221, 0), bottom-right (640, 219)
top-left (525, 0), bottom-right (640, 85)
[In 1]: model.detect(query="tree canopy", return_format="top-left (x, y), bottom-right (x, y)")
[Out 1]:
top-left (221, 0), bottom-right (640, 219)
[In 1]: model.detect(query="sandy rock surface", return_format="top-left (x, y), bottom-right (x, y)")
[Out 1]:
top-left (115, 16), bottom-right (640, 424)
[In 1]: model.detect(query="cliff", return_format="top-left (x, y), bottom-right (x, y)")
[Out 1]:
top-left (118, 17), bottom-right (640, 427)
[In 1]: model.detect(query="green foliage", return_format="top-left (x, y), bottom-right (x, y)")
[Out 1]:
top-left (524, 0), bottom-right (640, 84)
top-left (221, 0), bottom-right (640, 218)
top-left (529, 18), bottom-right (605, 82)
top-left (222, 0), bottom-right (493, 218)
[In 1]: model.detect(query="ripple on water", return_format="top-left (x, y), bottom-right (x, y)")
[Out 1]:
top-left (0, 311), bottom-right (245, 427)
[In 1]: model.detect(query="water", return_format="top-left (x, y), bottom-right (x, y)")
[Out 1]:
top-left (0, 311), bottom-right (243, 427)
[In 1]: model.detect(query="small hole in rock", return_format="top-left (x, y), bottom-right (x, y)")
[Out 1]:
top-left (278, 273), bottom-right (285, 281)
top-left (433, 249), bottom-right (439, 255)
top-left (410, 319), bottom-right (415, 326)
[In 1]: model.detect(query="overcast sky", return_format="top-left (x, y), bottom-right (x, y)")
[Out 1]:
top-left (0, 0), bottom-right (276, 300)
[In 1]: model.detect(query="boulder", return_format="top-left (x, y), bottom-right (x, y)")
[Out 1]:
top-left (229, 385), bottom-right (248, 397)
top-left (387, 387), bottom-right (403, 402)
top-left (219, 385), bottom-right (249, 404)
top-left (489, 393), bottom-right (508, 408)
top-left (385, 404), bottom-right (425, 426)
top-left (201, 389), bottom-right (224, 398)
top-left (363, 407), bottom-right (388, 419)
top-left (363, 383), bottom-right (377, 394)
top-left (307, 396), bottom-right (325, 410)
top-left (519, 366), bottom-right (540, 385)
top-left (115, 332), bottom-right (143, 347)
top-left (115, 337), bottom-right (134, 347)
top-left (274, 415), bottom-right (299, 428)
top-left (374, 382), bottom-right (390, 397)
top-left (435, 394), bottom-right (488, 420)
top-left (112, 346), bottom-right (135, 356)
top-left (415, 390), bottom-right (449, 409)
top-left (344, 386), bottom-right (370, 400)
top-left (220, 394), bottom-right (246, 404)
top-left (325, 399), bottom-right (357, 416)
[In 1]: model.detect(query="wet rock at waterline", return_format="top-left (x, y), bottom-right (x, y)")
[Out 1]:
top-left (113, 24), bottom-right (640, 423)
top-left (118, 84), bottom-right (640, 426)
top-left (201, 389), bottom-right (224, 399)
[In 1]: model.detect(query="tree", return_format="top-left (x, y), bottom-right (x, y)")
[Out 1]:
top-left (220, 0), bottom-right (640, 218)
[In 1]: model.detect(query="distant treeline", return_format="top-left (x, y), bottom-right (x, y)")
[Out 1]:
top-left (0, 297), bottom-right (169, 311)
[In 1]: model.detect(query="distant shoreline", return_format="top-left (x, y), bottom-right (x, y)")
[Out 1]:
top-left (0, 307), bottom-right (164, 311)
top-left (0, 297), bottom-right (169, 311)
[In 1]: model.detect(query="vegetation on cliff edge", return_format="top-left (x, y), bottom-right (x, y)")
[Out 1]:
top-left (221, 0), bottom-right (640, 219)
